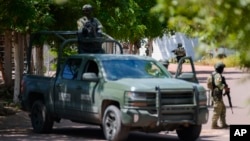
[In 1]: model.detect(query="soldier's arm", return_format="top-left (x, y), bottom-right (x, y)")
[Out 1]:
top-left (222, 76), bottom-right (228, 87)
top-left (94, 18), bottom-right (103, 33)
top-left (77, 18), bottom-right (84, 31)
top-left (222, 76), bottom-right (230, 93)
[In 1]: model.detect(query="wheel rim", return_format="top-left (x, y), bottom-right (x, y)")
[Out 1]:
top-left (32, 104), bottom-right (44, 130)
top-left (104, 110), bottom-right (118, 139)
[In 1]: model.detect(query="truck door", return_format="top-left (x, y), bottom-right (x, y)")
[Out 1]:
top-left (175, 56), bottom-right (199, 83)
top-left (54, 58), bottom-right (82, 117)
top-left (74, 59), bottom-right (99, 121)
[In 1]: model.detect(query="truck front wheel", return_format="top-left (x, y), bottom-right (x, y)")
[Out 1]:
top-left (102, 105), bottom-right (129, 141)
top-left (31, 100), bottom-right (54, 133)
top-left (176, 124), bottom-right (202, 141)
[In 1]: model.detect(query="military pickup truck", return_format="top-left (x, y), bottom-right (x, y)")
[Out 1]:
top-left (19, 31), bottom-right (208, 141)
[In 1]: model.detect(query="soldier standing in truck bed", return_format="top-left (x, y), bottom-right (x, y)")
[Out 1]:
top-left (77, 4), bottom-right (104, 53)
top-left (172, 43), bottom-right (186, 63)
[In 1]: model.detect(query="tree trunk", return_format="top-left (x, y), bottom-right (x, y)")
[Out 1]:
top-left (13, 32), bottom-right (24, 103)
top-left (129, 43), bottom-right (134, 54)
top-left (33, 45), bottom-right (44, 75)
top-left (133, 40), bottom-right (141, 55)
top-left (147, 39), bottom-right (153, 57)
top-left (0, 35), bottom-right (4, 82)
top-left (3, 30), bottom-right (13, 88)
top-left (0, 56), bottom-right (3, 82)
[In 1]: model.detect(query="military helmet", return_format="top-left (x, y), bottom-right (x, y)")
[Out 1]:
top-left (214, 62), bottom-right (225, 69)
top-left (82, 4), bottom-right (93, 11)
top-left (177, 43), bottom-right (182, 48)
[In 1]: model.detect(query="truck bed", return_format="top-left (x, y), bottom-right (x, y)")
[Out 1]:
top-left (20, 74), bottom-right (55, 111)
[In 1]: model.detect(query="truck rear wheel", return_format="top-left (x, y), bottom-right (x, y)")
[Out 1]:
top-left (31, 100), bottom-right (54, 133)
top-left (176, 125), bottom-right (201, 141)
top-left (102, 105), bottom-right (129, 141)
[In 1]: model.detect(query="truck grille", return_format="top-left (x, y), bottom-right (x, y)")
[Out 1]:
top-left (124, 89), bottom-right (194, 108)
top-left (124, 88), bottom-right (197, 123)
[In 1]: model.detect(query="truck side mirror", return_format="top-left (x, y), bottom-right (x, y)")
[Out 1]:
top-left (82, 72), bottom-right (99, 81)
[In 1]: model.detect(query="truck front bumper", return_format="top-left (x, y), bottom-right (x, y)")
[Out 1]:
top-left (121, 106), bottom-right (208, 128)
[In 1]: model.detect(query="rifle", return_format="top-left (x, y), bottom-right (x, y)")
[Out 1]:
top-left (224, 90), bottom-right (233, 114)
top-left (222, 76), bottom-right (233, 114)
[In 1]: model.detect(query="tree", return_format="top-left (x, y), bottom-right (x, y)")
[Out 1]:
top-left (98, 0), bottom-right (165, 54)
top-left (6, 0), bottom-right (245, 103)
top-left (0, 0), bottom-right (54, 103)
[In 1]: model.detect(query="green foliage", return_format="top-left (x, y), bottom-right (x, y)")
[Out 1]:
top-left (99, 0), bottom-right (164, 42)
top-left (0, 0), bottom-right (164, 43)
top-left (0, 0), bottom-right (55, 33)
top-left (0, 84), bottom-right (13, 100)
top-left (153, 0), bottom-right (250, 69)
top-left (49, 42), bottom-right (78, 69)
top-left (239, 50), bottom-right (250, 69)
top-left (1, 0), bottom-right (250, 69)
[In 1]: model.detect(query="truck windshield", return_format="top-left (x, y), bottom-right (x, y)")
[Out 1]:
top-left (102, 60), bottom-right (171, 80)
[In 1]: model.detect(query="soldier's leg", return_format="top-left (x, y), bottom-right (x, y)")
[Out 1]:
top-left (176, 56), bottom-right (181, 63)
top-left (220, 101), bottom-right (228, 128)
top-left (211, 101), bottom-right (222, 129)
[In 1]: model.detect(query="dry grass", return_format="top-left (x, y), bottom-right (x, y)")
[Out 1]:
top-left (195, 55), bottom-right (241, 68)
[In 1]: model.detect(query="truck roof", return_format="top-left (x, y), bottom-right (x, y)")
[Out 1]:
top-left (70, 54), bottom-right (155, 61)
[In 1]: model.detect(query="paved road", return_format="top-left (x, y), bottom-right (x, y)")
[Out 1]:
top-left (1, 64), bottom-right (249, 141)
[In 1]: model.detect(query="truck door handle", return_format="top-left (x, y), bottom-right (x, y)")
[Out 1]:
top-left (76, 86), bottom-right (82, 90)
top-left (56, 83), bottom-right (63, 87)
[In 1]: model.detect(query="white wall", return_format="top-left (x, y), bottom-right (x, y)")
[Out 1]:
top-left (152, 32), bottom-right (198, 61)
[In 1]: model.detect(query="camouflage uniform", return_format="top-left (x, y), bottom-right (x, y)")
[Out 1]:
top-left (77, 4), bottom-right (104, 53)
top-left (211, 62), bottom-right (229, 129)
top-left (77, 16), bottom-right (103, 37)
top-left (172, 43), bottom-right (186, 62)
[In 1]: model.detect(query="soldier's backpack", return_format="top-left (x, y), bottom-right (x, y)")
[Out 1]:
top-left (207, 73), bottom-right (215, 90)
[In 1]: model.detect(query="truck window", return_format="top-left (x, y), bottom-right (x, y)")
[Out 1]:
top-left (62, 58), bottom-right (82, 79)
top-left (83, 60), bottom-right (99, 76)
top-left (102, 60), bottom-right (170, 80)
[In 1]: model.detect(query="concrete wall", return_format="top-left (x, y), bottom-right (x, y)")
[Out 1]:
top-left (151, 32), bottom-right (198, 61)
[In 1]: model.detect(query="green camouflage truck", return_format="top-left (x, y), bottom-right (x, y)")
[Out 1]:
top-left (19, 31), bottom-right (208, 141)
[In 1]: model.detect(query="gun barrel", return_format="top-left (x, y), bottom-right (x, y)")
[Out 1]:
top-left (225, 92), bottom-right (233, 114)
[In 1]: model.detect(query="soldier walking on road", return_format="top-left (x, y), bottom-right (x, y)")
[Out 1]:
top-left (211, 62), bottom-right (230, 129)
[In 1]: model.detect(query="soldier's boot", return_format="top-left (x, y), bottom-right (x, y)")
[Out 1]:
top-left (221, 121), bottom-right (229, 129)
top-left (211, 125), bottom-right (221, 129)
top-left (221, 124), bottom-right (229, 129)
top-left (211, 122), bottom-right (221, 129)
top-left (221, 116), bottom-right (229, 129)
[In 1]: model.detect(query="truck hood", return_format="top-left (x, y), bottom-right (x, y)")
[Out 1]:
top-left (105, 78), bottom-right (198, 91)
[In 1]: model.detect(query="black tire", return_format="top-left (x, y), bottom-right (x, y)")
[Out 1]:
top-left (102, 105), bottom-right (129, 141)
top-left (176, 125), bottom-right (202, 141)
top-left (31, 100), bottom-right (54, 133)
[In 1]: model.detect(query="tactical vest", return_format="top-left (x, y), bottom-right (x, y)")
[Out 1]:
top-left (211, 72), bottom-right (223, 101)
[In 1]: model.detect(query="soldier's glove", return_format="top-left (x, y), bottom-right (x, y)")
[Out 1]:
top-left (223, 87), bottom-right (230, 96)
top-left (82, 27), bottom-right (88, 34)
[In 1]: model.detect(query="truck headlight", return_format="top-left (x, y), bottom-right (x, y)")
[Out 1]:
top-left (125, 91), bottom-right (147, 100)
top-left (199, 100), bottom-right (207, 106)
top-left (124, 91), bottom-right (148, 107)
top-left (199, 90), bottom-right (208, 106)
